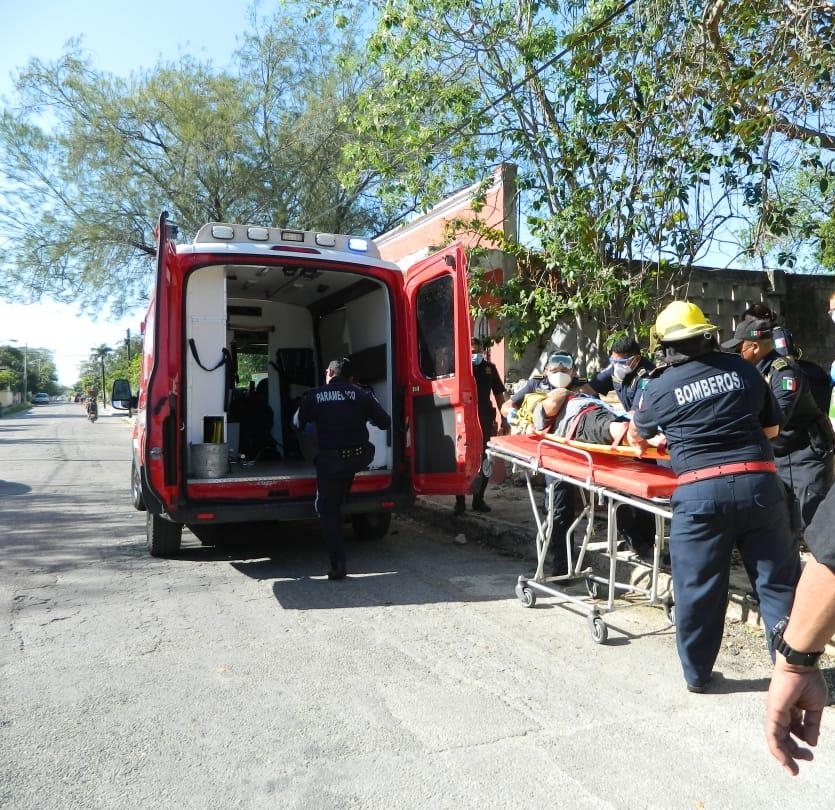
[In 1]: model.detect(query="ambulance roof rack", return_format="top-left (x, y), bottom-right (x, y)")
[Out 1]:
top-left (193, 222), bottom-right (381, 259)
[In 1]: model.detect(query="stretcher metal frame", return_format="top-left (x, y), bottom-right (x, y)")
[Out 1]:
top-left (486, 435), bottom-right (677, 644)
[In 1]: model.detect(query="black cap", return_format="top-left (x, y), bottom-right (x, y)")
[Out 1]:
top-left (720, 319), bottom-right (773, 350)
top-left (327, 357), bottom-right (353, 377)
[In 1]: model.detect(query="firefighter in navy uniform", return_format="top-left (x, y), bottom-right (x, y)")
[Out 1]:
top-left (295, 357), bottom-right (392, 580)
top-left (628, 301), bottom-right (800, 693)
top-left (721, 319), bottom-right (835, 533)
top-left (454, 338), bottom-right (507, 514)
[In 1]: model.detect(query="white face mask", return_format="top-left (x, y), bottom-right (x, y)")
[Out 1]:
top-left (830, 311), bottom-right (835, 326)
top-left (547, 371), bottom-right (572, 389)
top-left (612, 363), bottom-right (630, 383)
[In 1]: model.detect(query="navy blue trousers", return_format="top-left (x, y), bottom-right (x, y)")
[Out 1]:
top-left (315, 457), bottom-right (358, 572)
top-left (669, 472), bottom-right (800, 686)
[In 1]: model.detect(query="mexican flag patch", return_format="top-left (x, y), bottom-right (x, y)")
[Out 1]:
top-left (781, 377), bottom-right (797, 391)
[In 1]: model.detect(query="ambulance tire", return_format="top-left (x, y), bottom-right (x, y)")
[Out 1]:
top-left (147, 512), bottom-right (182, 557)
top-left (131, 458), bottom-right (146, 511)
top-left (351, 512), bottom-right (391, 541)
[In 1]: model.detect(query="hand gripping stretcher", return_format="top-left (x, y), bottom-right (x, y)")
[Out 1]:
top-left (486, 434), bottom-right (678, 644)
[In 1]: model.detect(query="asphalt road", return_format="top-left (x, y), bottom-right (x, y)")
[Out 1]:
top-left (1, 402), bottom-right (834, 809)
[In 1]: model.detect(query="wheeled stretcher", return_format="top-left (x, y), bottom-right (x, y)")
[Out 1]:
top-left (486, 434), bottom-right (678, 644)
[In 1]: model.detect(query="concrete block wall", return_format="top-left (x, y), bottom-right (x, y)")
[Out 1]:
top-left (687, 267), bottom-right (835, 369)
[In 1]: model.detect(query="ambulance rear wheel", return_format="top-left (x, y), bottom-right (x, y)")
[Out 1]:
top-left (351, 512), bottom-right (391, 541)
top-left (147, 513), bottom-right (182, 557)
top-left (588, 615), bottom-right (608, 644)
top-left (131, 458), bottom-right (146, 511)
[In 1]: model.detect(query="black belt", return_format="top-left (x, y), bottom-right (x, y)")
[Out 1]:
top-left (322, 446), bottom-right (365, 460)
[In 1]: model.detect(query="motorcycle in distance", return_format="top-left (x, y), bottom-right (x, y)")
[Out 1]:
top-left (85, 396), bottom-right (98, 422)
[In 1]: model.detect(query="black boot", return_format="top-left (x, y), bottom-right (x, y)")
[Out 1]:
top-left (471, 496), bottom-right (491, 513)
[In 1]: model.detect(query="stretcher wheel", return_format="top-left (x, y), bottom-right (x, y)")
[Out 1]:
top-left (515, 583), bottom-right (537, 608)
top-left (588, 615), bottom-right (608, 644)
top-left (585, 577), bottom-right (599, 599)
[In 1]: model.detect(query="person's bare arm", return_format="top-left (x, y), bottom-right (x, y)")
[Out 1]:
top-left (765, 558), bottom-right (835, 775)
top-left (626, 420), bottom-right (653, 453)
top-left (540, 387), bottom-right (569, 418)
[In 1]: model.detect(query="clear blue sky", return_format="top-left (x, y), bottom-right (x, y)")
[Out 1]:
top-left (0, 0), bottom-right (255, 384)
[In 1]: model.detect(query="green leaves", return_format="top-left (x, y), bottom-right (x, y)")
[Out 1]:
top-left (0, 4), bottom-right (395, 315)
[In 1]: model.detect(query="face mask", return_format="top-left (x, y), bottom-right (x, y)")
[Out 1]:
top-left (472, 353), bottom-right (484, 365)
top-left (547, 371), bottom-right (572, 389)
top-left (612, 363), bottom-right (630, 383)
top-left (830, 312), bottom-right (835, 326)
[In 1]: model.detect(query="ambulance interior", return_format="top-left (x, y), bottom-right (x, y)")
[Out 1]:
top-left (184, 261), bottom-right (394, 478)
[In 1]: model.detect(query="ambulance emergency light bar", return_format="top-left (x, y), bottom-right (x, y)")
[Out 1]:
top-left (196, 223), bottom-right (379, 258)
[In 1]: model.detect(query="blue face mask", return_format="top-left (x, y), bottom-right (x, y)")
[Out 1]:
top-left (472, 353), bottom-right (484, 365)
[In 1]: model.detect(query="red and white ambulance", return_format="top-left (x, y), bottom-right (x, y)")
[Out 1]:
top-left (112, 212), bottom-right (482, 556)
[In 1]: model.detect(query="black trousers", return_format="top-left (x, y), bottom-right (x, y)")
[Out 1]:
top-left (314, 456), bottom-right (358, 572)
top-left (547, 481), bottom-right (577, 576)
top-left (468, 423), bottom-right (495, 500)
top-left (775, 446), bottom-right (835, 531)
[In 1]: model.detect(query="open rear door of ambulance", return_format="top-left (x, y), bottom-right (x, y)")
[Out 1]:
top-left (142, 210), bottom-right (186, 515)
top-left (404, 243), bottom-right (481, 495)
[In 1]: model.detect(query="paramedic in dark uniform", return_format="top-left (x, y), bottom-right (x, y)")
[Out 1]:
top-left (581, 335), bottom-right (656, 556)
top-left (628, 301), bottom-right (800, 693)
top-left (765, 484), bottom-right (835, 775)
top-left (295, 357), bottom-right (392, 580)
top-left (454, 338), bottom-right (507, 514)
top-left (721, 319), bottom-right (835, 533)
top-left (501, 351), bottom-right (586, 576)
top-left (581, 335), bottom-right (654, 412)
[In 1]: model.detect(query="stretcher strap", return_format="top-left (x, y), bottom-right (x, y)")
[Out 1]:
top-left (564, 403), bottom-right (600, 440)
top-left (609, 420), bottom-right (630, 448)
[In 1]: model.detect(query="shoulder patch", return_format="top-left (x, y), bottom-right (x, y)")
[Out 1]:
top-left (771, 357), bottom-right (789, 371)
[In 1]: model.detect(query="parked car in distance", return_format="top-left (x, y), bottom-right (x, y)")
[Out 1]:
top-left (32, 393), bottom-right (50, 405)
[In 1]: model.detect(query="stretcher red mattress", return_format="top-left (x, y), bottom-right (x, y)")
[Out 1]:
top-left (488, 435), bottom-right (678, 500)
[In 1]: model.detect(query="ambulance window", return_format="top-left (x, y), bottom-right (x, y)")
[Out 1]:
top-left (416, 275), bottom-right (455, 380)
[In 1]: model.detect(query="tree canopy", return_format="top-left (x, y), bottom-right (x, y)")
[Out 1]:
top-left (322, 0), bottom-right (835, 348)
top-left (0, 4), bottom-right (400, 317)
top-left (2, 0), bottom-right (834, 352)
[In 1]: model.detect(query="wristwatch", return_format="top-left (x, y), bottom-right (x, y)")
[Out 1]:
top-left (771, 618), bottom-right (825, 667)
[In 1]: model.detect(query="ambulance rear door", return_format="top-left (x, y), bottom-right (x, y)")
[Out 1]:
top-left (141, 211), bottom-right (186, 511)
top-left (404, 243), bottom-right (481, 495)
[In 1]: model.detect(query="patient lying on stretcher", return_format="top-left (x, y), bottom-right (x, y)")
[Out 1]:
top-left (523, 388), bottom-right (663, 450)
